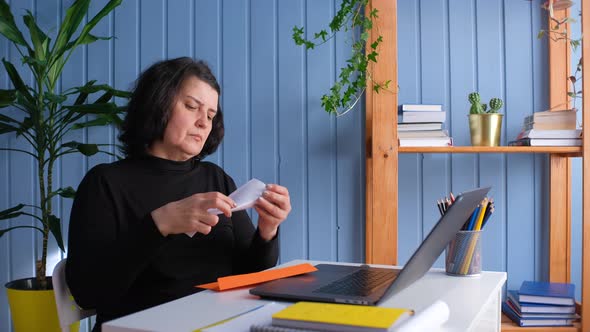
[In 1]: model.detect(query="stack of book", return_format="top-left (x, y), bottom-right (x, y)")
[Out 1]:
top-left (509, 109), bottom-right (582, 146)
top-left (398, 104), bottom-right (452, 147)
top-left (502, 281), bottom-right (579, 327)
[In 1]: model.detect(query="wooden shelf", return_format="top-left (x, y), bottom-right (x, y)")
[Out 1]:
top-left (367, 1), bottom-right (590, 331)
top-left (501, 313), bottom-right (580, 331)
top-left (398, 146), bottom-right (582, 156)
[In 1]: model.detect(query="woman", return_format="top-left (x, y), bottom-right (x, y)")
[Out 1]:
top-left (65, 57), bottom-right (291, 331)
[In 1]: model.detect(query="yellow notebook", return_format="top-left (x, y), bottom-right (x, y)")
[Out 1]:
top-left (271, 301), bottom-right (413, 332)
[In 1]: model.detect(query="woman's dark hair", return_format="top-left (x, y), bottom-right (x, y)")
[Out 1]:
top-left (119, 57), bottom-right (224, 159)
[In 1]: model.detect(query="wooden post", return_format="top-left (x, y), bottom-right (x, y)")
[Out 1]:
top-left (365, 0), bottom-right (397, 264)
top-left (548, 8), bottom-right (572, 284)
top-left (581, 1), bottom-right (590, 329)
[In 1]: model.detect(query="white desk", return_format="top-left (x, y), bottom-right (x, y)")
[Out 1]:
top-left (102, 260), bottom-right (506, 332)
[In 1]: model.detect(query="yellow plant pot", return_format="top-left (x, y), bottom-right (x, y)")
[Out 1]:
top-left (5, 277), bottom-right (79, 332)
top-left (468, 113), bottom-right (503, 146)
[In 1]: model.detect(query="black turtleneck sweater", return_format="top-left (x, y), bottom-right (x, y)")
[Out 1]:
top-left (65, 156), bottom-right (279, 331)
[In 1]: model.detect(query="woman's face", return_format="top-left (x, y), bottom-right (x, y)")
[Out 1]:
top-left (149, 76), bottom-right (218, 161)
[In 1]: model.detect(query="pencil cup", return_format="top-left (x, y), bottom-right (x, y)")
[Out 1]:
top-left (445, 230), bottom-right (482, 276)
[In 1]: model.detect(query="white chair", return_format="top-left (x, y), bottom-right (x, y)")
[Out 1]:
top-left (53, 258), bottom-right (96, 332)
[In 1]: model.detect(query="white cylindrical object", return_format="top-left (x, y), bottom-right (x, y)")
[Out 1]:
top-left (394, 300), bottom-right (450, 332)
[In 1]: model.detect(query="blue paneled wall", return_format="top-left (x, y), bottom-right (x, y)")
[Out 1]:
top-left (0, 0), bottom-right (582, 331)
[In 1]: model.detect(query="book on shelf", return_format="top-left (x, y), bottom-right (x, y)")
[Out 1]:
top-left (508, 138), bottom-right (582, 147)
top-left (518, 281), bottom-right (576, 306)
top-left (502, 301), bottom-right (577, 327)
top-left (516, 129), bottom-right (582, 140)
top-left (523, 122), bottom-right (578, 130)
top-left (401, 111), bottom-right (446, 123)
top-left (400, 104), bottom-right (443, 112)
top-left (507, 290), bottom-right (576, 314)
top-left (270, 301), bottom-right (413, 332)
top-left (504, 295), bottom-right (578, 319)
top-left (398, 122), bottom-right (443, 131)
top-left (398, 136), bottom-right (452, 147)
top-left (523, 109), bottom-right (577, 130)
top-left (398, 130), bottom-right (448, 138)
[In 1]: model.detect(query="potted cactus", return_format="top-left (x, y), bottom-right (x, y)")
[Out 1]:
top-left (467, 92), bottom-right (504, 146)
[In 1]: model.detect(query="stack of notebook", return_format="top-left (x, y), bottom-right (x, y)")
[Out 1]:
top-left (502, 281), bottom-right (579, 327)
top-left (509, 110), bottom-right (581, 146)
top-left (397, 104), bottom-right (452, 147)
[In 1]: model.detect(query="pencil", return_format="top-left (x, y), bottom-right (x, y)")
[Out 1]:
top-left (474, 198), bottom-right (489, 231)
top-left (460, 231), bottom-right (481, 274)
top-left (467, 206), bottom-right (480, 231)
top-left (437, 199), bottom-right (444, 216)
top-left (481, 205), bottom-right (495, 229)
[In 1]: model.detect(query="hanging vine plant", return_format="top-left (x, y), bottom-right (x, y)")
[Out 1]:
top-left (292, 0), bottom-right (390, 116)
top-left (537, 0), bottom-right (583, 110)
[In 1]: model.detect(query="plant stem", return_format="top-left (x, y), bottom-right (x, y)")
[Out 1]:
top-left (35, 74), bottom-right (48, 284)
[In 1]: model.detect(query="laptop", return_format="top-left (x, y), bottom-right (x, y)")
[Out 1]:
top-left (249, 187), bottom-right (490, 305)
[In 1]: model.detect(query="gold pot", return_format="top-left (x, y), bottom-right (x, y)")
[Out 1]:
top-left (468, 113), bottom-right (503, 146)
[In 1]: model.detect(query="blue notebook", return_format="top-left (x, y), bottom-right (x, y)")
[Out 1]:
top-left (519, 281), bottom-right (575, 306)
top-left (502, 302), bottom-right (576, 327)
top-left (507, 290), bottom-right (575, 314)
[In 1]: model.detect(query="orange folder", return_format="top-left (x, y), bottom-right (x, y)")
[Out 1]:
top-left (196, 263), bottom-right (317, 291)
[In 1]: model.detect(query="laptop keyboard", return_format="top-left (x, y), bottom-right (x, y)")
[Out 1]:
top-left (312, 269), bottom-right (396, 297)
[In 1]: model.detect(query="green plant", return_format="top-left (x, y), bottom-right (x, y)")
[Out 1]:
top-left (537, 0), bottom-right (582, 110)
top-left (468, 92), bottom-right (503, 114)
top-left (292, 0), bottom-right (390, 116)
top-left (0, 0), bottom-right (128, 287)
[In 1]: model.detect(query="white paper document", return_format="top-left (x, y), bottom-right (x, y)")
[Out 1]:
top-left (186, 178), bottom-right (267, 237)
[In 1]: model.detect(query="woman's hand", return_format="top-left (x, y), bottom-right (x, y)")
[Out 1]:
top-left (151, 192), bottom-right (236, 236)
top-left (254, 184), bottom-right (291, 241)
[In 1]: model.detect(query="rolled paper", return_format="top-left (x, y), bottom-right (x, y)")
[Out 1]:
top-left (394, 300), bottom-right (450, 332)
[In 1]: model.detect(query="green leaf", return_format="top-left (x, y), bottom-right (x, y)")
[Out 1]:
top-left (60, 141), bottom-right (99, 156)
top-left (0, 122), bottom-right (18, 134)
top-left (73, 110), bottom-right (123, 129)
top-left (70, 80), bottom-right (97, 105)
top-left (22, 56), bottom-right (47, 68)
top-left (52, 0), bottom-right (91, 56)
top-left (360, 31), bottom-right (369, 41)
top-left (47, 186), bottom-right (76, 201)
top-left (48, 215), bottom-right (65, 252)
top-left (57, 187), bottom-right (76, 199)
top-left (93, 90), bottom-right (114, 104)
top-left (0, 203), bottom-right (25, 218)
top-left (0, 212), bottom-right (24, 220)
top-left (2, 59), bottom-right (34, 102)
top-left (367, 51), bottom-right (378, 62)
top-left (77, 143), bottom-right (99, 156)
top-left (0, 89), bottom-right (16, 107)
top-left (370, 8), bottom-right (379, 18)
top-left (44, 91), bottom-right (67, 104)
top-left (63, 0), bottom-right (121, 55)
top-left (111, 89), bottom-right (132, 98)
top-left (23, 10), bottom-right (49, 61)
top-left (16, 116), bottom-right (33, 136)
top-left (0, 113), bottom-right (19, 124)
top-left (0, 1), bottom-right (29, 46)
top-left (75, 83), bottom-right (115, 94)
top-left (0, 226), bottom-right (43, 238)
top-left (65, 34), bottom-right (112, 50)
